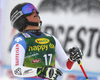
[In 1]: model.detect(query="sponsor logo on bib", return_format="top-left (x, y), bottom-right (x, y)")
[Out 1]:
top-left (35, 38), bottom-right (50, 44)
top-left (31, 59), bottom-right (41, 63)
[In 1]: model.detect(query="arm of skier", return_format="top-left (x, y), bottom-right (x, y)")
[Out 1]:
top-left (53, 36), bottom-right (83, 70)
top-left (11, 35), bottom-right (37, 77)
top-left (53, 36), bottom-right (74, 70)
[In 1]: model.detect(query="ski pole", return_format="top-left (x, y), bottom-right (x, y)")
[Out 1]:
top-left (77, 60), bottom-right (89, 80)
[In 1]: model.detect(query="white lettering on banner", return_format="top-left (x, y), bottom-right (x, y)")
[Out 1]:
top-left (15, 44), bottom-right (19, 66)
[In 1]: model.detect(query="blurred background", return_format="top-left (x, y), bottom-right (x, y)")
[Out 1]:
top-left (0, 0), bottom-right (100, 80)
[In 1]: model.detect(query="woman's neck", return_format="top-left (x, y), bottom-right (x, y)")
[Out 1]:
top-left (24, 25), bottom-right (40, 31)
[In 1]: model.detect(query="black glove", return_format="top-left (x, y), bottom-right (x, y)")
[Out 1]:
top-left (69, 47), bottom-right (83, 62)
top-left (37, 67), bottom-right (62, 80)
